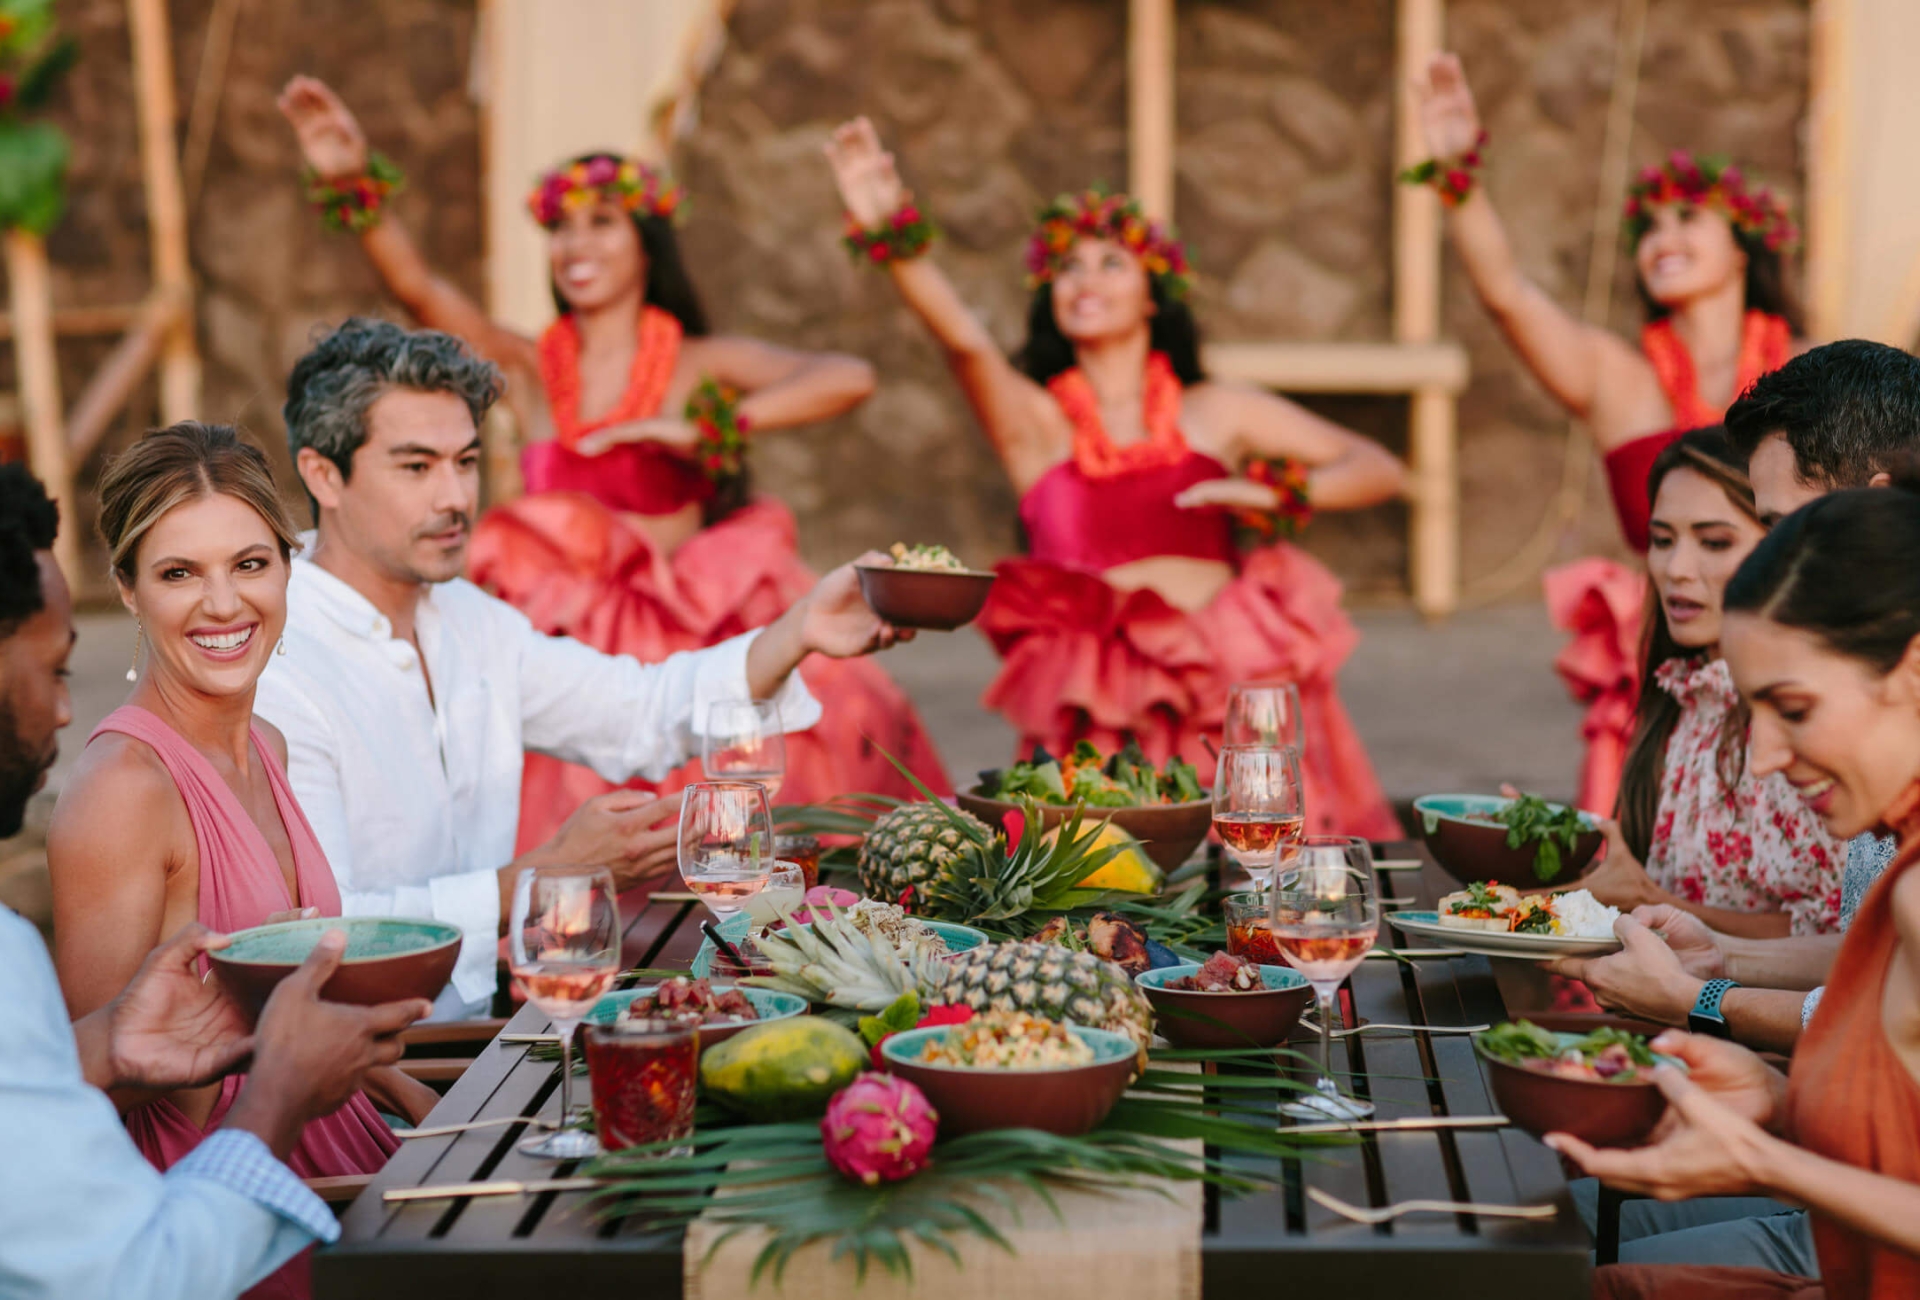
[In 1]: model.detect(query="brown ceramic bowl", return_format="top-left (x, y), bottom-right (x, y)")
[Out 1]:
top-left (880, 1024), bottom-right (1137, 1136)
top-left (855, 565), bottom-right (996, 631)
top-left (956, 789), bottom-right (1213, 874)
top-left (1135, 963), bottom-right (1314, 1049)
top-left (209, 916), bottom-right (461, 1014)
top-left (1475, 1033), bottom-right (1677, 1148)
top-left (1414, 794), bottom-right (1604, 889)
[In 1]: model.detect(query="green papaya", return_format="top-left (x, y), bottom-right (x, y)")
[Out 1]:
top-left (698, 1017), bottom-right (866, 1121)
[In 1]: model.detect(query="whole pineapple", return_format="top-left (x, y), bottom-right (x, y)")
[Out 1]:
top-left (857, 802), bottom-right (990, 906)
top-left (932, 940), bottom-right (1153, 1062)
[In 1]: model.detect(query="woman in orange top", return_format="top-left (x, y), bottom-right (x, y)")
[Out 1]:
top-left (1410, 54), bottom-right (1801, 815)
top-left (1555, 479), bottom-right (1920, 1300)
top-left (276, 78), bottom-right (952, 854)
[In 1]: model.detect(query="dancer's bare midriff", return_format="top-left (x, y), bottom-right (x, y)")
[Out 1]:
top-left (617, 502), bottom-right (705, 558)
top-left (1102, 555), bottom-right (1234, 613)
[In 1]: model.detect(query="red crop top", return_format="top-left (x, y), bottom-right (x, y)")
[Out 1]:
top-left (520, 439), bottom-right (713, 516)
top-left (1019, 451), bottom-right (1239, 573)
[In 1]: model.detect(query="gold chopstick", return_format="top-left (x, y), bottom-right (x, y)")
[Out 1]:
top-left (648, 891), bottom-right (701, 903)
top-left (1284, 1114), bottom-right (1510, 1137)
top-left (393, 1115), bottom-right (561, 1139)
top-left (1364, 947), bottom-right (1468, 960)
top-left (1373, 859), bottom-right (1425, 871)
top-left (384, 1177), bottom-right (601, 1203)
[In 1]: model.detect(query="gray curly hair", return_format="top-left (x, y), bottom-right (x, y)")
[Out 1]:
top-left (283, 317), bottom-right (504, 489)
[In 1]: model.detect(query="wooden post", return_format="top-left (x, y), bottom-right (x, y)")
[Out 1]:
top-left (127, 0), bottom-right (200, 423)
top-left (5, 230), bottom-right (80, 582)
top-left (1807, 0), bottom-right (1854, 342)
top-left (1393, 0), bottom-right (1456, 620)
top-left (1127, 0), bottom-right (1175, 221)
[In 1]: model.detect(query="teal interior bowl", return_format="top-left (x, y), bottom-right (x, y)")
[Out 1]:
top-left (1136, 963), bottom-right (1313, 1048)
top-left (921, 920), bottom-right (989, 953)
top-left (209, 916), bottom-right (461, 1012)
top-left (880, 1022), bottom-right (1137, 1136)
top-left (585, 983), bottom-right (807, 1051)
top-left (1413, 793), bottom-right (1603, 887)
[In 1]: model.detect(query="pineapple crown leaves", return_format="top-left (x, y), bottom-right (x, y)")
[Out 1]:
top-left (868, 741), bottom-right (1126, 924)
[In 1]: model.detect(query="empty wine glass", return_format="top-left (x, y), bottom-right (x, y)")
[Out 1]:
top-left (1269, 844), bottom-right (1379, 1120)
top-left (508, 865), bottom-right (621, 1158)
top-left (703, 700), bottom-right (786, 803)
top-left (677, 781), bottom-right (775, 924)
top-left (1211, 744), bottom-right (1305, 893)
top-left (1224, 680), bottom-right (1303, 750)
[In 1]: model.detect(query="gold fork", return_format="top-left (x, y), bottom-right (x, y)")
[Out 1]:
top-left (1298, 1016), bottom-right (1489, 1038)
top-left (1307, 1186), bottom-right (1557, 1224)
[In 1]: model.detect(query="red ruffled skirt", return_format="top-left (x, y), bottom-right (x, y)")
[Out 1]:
top-left (976, 545), bottom-right (1400, 840)
top-left (468, 493), bottom-right (952, 855)
top-left (1542, 557), bottom-right (1645, 817)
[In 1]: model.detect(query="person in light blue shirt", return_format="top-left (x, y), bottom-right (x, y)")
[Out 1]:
top-left (0, 464), bottom-right (431, 1300)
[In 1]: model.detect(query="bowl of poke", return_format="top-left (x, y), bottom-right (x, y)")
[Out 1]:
top-left (879, 1010), bottom-right (1139, 1136)
top-left (1135, 954), bottom-right (1313, 1049)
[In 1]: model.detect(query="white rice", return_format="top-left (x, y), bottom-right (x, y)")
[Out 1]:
top-left (1551, 889), bottom-right (1620, 939)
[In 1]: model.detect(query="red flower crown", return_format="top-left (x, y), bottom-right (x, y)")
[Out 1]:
top-left (527, 155), bottom-right (683, 228)
top-left (1025, 189), bottom-right (1192, 298)
top-left (1623, 151), bottom-right (1797, 254)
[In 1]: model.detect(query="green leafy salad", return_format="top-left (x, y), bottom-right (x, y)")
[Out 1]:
top-left (978, 740), bottom-right (1205, 807)
top-left (1478, 1020), bottom-right (1656, 1082)
top-left (1475, 793), bottom-right (1591, 882)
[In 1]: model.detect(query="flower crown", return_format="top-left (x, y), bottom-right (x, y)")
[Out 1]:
top-left (1025, 189), bottom-right (1192, 298)
top-left (526, 155), bottom-right (683, 228)
top-left (1623, 151), bottom-right (1797, 254)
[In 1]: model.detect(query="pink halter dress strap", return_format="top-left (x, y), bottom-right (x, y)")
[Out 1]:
top-left (88, 705), bottom-right (340, 928)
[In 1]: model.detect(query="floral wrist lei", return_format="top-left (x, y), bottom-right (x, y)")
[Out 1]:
top-left (305, 152), bottom-right (405, 234)
top-left (1397, 129), bottom-right (1488, 208)
top-left (686, 378), bottom-right (750, 482)
top-left (843, 201), bottom-right (938, 265)
top-left (1236, 457), bottom-right (1313, 541)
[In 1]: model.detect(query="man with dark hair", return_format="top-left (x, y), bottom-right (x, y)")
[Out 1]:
top-left (1723, 338), bottom-right (1920, 524)
top-left (0, 465), bottom-right (431, 1299)
top-left (257, 319), bottom-right (909, 1016)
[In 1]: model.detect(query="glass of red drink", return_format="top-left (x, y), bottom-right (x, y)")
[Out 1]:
top-left (584, 1018), bottom-right (699, 1154)
top-left (773, 835), bottom-right (822, 890)
top-left (1223, 893), bottom-right (1283, 964)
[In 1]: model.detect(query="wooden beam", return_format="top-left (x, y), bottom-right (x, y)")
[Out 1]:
top-left (1127, 0), bottom-right (1175, 221)
top-left (1807, 0), bottom-right (1853, 341)
top-left (64, 287), bottom-right (188, 464)
top-left (127, 0), bottom-right (200, 423)
top-left (4, 231), bottom-right (79, 582)
top-left (1392, 0), bottom-right (1456, 620)
top-left (0, 302), bottom-right (146, 341)
top-left (1203, 340), bottom-right (1469, 394)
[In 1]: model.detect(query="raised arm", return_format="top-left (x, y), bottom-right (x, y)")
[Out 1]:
top-left (824, 118), bottom-right (1055, 478)
top-left (278, 76), bottom-right (537, 377)
top-left (1412, 55), bottom-right (1642, 435)
top-left (1175, 383), bottom-right (1406, 517)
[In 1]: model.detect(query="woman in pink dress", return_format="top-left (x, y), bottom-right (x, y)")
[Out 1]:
top-left (277, 77), bottom-right (951, 855)
top-left (823, 118), bottom-right (1406, 836)
top-left (47, 423), bottom-right (428, 1300)
top-left (1411, 54), bottom-right (1800, 815)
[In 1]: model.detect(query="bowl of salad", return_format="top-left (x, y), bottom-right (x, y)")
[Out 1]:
top-left (879, 1011), bottom-right (1138, 1136)
top-left (854, 544), bottom-right (996, 631)
top-left (1414, 793), bottom-right (1604, 887)
top-left (1474, 1021), bottom-right (1680, 1147)
top-left (960, 741), bottom-right (1213, 873)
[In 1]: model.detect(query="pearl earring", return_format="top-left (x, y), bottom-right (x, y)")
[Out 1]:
top-left (126, 622), bottom-right (142, 683)
top-left (276, 636), bottom-right (287, 657)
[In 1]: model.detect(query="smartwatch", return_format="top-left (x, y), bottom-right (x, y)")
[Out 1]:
top-left (1688, 978), bottom-right (1740, 1039)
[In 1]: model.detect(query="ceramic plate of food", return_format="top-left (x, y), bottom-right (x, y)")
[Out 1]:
top-left (855, 544), bottom-right (996, 630)
top-left (1387, 883), bottom-right (1623, 958)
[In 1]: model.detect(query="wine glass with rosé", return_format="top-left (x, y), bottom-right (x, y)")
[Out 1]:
top-left (703, 700), bottom-right (787, 803)
top-left (508, 865), bottom-right (622, 1158)
top-left (1223, 680), bottom-right (1303, 751)
top-left (677, 781), bottom-right (775, 924)
top-left (1269, 844), bottom-right (1379, 1120)
top-left (1211, 744), bottom-right (1305, 892)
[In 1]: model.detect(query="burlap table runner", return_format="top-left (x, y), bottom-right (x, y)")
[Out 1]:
top-left (682, 1138), bottom-right (1203, 1300)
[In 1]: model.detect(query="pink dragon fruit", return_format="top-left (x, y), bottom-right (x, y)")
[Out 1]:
top-left (820, 1072), bottom-right (939, 1186)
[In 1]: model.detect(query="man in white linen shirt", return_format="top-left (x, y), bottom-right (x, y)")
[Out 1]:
top-left (0, 463), bottom-right (431, 1300)
top-left (255, 318), bottom-right (912, 1016)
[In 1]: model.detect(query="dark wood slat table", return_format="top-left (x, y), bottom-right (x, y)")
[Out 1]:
top-left (319, 845), bottom-right (1591, 1297)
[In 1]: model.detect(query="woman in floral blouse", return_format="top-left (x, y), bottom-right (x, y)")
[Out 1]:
top-left (1581, 426), bottom-right (1843, 937)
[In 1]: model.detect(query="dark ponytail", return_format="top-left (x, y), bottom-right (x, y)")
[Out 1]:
top-left (1616, 426), bottom-right (1760, 858)
top-left (1724, 453), bottom-right (1920, 674)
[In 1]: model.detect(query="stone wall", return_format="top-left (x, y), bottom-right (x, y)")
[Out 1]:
top-left (5, 0), bottom-right (1806, 598)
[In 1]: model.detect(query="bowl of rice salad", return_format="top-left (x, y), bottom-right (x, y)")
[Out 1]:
top-left (880, 1011), bottom-right (1136, 1136)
